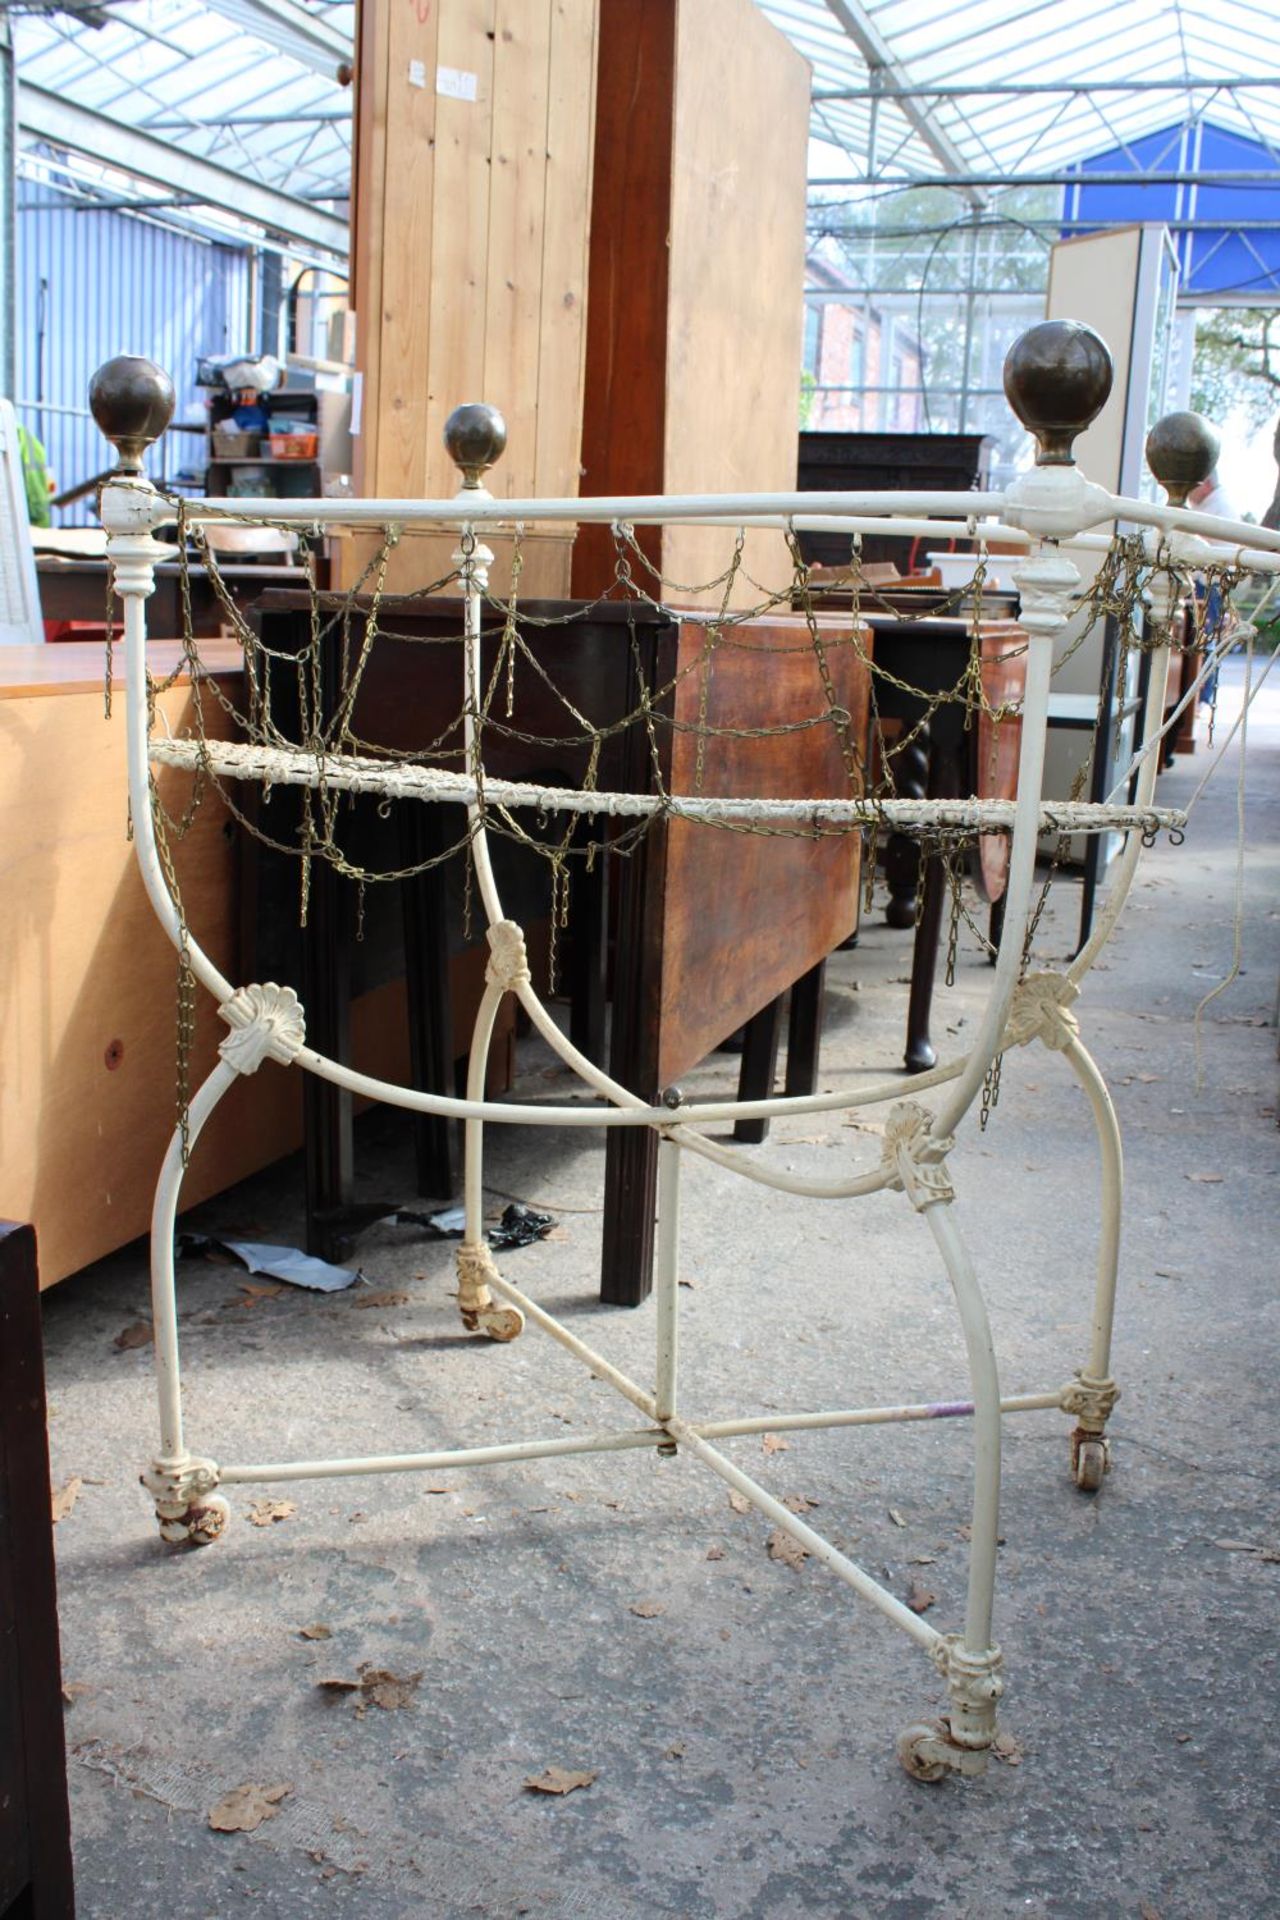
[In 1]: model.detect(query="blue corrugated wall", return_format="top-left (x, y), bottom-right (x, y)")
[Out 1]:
top-left (15, 184), bottom-right (251, 524)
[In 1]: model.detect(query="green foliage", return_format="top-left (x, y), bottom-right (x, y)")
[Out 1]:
top-left (799, 369), bottom-right (816, 430)
top-left (1192, 310), bottom-right (1280, 432)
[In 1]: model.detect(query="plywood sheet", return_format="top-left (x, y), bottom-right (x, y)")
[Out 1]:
top-left (662, 0), bottom-right (810, 603)
top-left (423, 0), bottom-right (499, 501)
top-left (535, 0), bottom-right (600, 498)
top-left (0, 672), bottom-right (514, 1285)
top-left (348, 0), bottom-right (598, 597)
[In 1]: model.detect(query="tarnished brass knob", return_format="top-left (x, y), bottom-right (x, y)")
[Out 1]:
top-left (1003, 321), bottom-right (1113, 468)
top-left (88, 356), bottom-right (175, 473)
top-left (1145, 410), bottom-right (1221, 507)
top-left (443, 403), bottom-right (507, 489)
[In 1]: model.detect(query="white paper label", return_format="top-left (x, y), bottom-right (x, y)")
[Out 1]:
top-left (407, 59), bottom-right (426, 89)
top-left (350, 371), bottom-right (363, 438)
top-left (437, 65), bottom-right (478, 102)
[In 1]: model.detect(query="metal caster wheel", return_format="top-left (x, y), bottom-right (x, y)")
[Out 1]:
top-left (896, 1720), bottom-right (951, 1783)
top-left (158, 1493), bottom-right (230, 1547)
top-left (1072, 1433), bottom-right (1109, 1492)
top-left (463, 1303), bottom-right (524, 1343)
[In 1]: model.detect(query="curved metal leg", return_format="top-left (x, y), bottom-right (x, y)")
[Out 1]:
top-left (1060, 1034), bottom-right (1123, 1491)
top-left (140, 1060), bottom-right (237, 1546)
top-left (885, 1111), bottom-right (1004, 1780)
top-left (455, 965), bottom-right (524, 1343)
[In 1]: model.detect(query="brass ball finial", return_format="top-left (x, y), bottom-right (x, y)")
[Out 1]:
top-left (88, 356), bottom-right (176, 474)
top-left (1002, 321), bottom-right (1113, 468)
top-left (443, 402), bottom-right (507, 489)
top-left (1145, 410), bottom-right (1220, 508)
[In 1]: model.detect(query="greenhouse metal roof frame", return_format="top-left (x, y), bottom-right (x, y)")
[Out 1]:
top-left (6, 0), bottom-right (1280, 265)
top-left (761, 0), bottom-right (1280, 202)
top-left (7, 0), bottom-right (352, 259)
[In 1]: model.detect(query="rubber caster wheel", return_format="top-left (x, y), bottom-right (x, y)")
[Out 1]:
top-left (1073, 1436), bottom-right (1108, 1493)
top-left (896, 1720), bottom-right (950, 1783)
top-left (158, 1493), bottom-right (230, 1547)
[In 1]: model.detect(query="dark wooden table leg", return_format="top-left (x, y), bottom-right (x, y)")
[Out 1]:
top-left (400, 805), bottom-right (458, 1199)
top-left (905, 853), bottom-right (945, 1072)
top-left (569, 843), bottom-right (608, 1067)
top-left (0, 1222), bottom-right (76, 1920)
top-left (785, 958), bottom-right (826, 1096)
top-left (301, 852), bottom-right (353, 1259)
top-left (601, 830), bottom-right (663, 1308)
top-left (733, 994), bottom-right (785, 1143)
top-left (1077, 612), bottom-right (1122, 957)
top-left (883, 723), bottom-right (931, 929)
top-left (904, 732), bottom-right (965, 1074)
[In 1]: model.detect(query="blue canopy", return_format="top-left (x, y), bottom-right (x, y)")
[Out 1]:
top-left (1066, 123), bottom-right (1280, 302)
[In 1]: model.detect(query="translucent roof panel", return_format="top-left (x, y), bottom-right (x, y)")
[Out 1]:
top-left (12, 0), bottom-right (353, 249)
top-left (761, 0), bottom-right (1280, 186)
top-left (12, 0), bottom-right (1280, 247)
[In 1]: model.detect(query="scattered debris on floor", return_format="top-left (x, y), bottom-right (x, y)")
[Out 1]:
top-left (523, 1768), bottom-right (596, 1797)
top-left (208, 1782), bottom-right (293, 1833)
top-left (177, 1233), bottom-right (358, 1292)
top-left (51, 1476), bottom-right (82, 1523)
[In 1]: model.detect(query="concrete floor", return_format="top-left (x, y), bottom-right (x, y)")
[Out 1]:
top-left (41, 658), bottom-right (1279, 1918)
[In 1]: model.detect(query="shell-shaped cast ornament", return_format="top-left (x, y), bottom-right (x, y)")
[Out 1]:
top-left (217, 983), bottom-right (306, 1075)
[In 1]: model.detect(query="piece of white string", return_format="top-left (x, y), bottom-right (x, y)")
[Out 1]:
top-left (1192, 628), bottom-right (1254, 1090)
top-left (1102, 577), bottom-right (1278, 805)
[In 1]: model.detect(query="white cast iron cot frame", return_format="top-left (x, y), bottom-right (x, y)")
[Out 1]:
top-left (94, 333), bottom-right (1279, 1783)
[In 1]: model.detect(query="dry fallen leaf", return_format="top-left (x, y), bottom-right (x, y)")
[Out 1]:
top-left (1139, 1904), bottom-right (1161, 1920)
top-left (208, 1782), bottom-right (293, 1833)
top-left (316, 1664), bottom-right (422, 1713)
top-left (248, 1498), bottom-right (296, 1527)
top-left (767, 1528), bottom-right (809, 1571)
top-left (706, 1544), bottom-right (725, 1561)
top-left (113, 1321), bottom-right (152, 1351)
top-left (298, 1623), bottom-right (332, 1640)
top-left (361, 1667), bottom-right (422, 1711)
top-left (678, 1276), bottom-right (697, 1289)
top-left (761, 1433), bottom-right (789, 1456)
top-left (353, 1290), bottom-right (410, 1310)
top-left (1184, 1171), bottom-right (1224, 1184)
top-left (524, 1767), bottom-right (596, 1797)
top-left (782, 1493), bottom-right (818, 1515)
top-left (629, 1600), bottom-right (665, 1619)
top-left (905, 1581), bottom-right (937, 1614)
top-left (992, 1729), bottom-right (1024, 1766)
top-left (236, 1282), bottom-right (285, 1308)
top-left (728, 1490), bottom-right (751, 1515)
top-left (51, 1476), bottom-right (82, 1524)
top-left (61, 1682), bottom-right (92, 1706)
top-left (664, 1742), bottom-right (685, 1760)
top-left (888, 1508), bottom-right (907, 1528)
